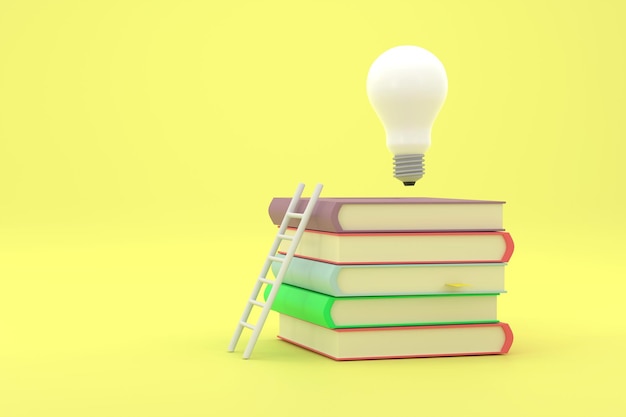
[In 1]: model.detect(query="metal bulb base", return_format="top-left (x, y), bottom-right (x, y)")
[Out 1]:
top-left (393, 154), bottom-right (424, 186)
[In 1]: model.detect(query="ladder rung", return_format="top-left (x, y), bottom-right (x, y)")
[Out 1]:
top-left (240, 321), bottom-right (255, 330)
top-left (249, 299), bottom-right (266, 307)
top-left (286, 212), bottom-right (304, 219)
top-left (277, 234), bottom-right (294, 241)
top-left (258, 277), bottom-right (273, 284)
top-left (268, 255), bottom-right (284, 263)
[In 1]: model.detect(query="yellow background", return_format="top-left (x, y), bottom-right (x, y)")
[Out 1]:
top-left (1, 0), bottom-right (625, 416)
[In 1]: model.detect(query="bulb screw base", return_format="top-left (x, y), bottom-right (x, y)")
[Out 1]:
top-left (393, 154), bottom-right (424, 186)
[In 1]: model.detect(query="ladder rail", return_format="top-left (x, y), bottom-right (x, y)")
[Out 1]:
top-left (227, 184), bottom-right (306, 353)
top-left (241, 183), bottom-right (322, 359)
top-left (263, 183), bottom-right (306, 265)
top-left (227, 183), bottom-right (323, 359)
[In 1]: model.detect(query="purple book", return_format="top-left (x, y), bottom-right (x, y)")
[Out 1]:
top-left (268, 197), bottom-right (505, 233)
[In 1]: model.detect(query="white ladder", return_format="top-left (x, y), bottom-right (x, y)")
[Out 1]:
top-left (228, 183), bottom-right (323, 359)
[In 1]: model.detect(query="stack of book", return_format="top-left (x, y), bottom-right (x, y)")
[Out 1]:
top-left (265, 197), bottom-right (514, 360)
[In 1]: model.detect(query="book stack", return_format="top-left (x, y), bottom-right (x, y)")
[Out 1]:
top-left (265, 197), bottom-right (515, 361)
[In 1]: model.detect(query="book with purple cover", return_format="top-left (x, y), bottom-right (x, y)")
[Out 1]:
top-left (268, 197), bottom-right (505, 233)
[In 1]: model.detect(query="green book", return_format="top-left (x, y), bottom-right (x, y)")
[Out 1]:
top-left (270, 255), bottom-right (506, 296)
top-left (264, 284), bottom-right (499, 329)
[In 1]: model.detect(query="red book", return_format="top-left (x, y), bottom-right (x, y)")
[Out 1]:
top-left (278, 315), bottom-right (514, 361)
top-left (268, 197), bottom-right (505, 233)
top-left (278, 228), bottom-right (514, 265)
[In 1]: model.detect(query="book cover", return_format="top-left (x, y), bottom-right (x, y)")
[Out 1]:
top-left (278, 315), bottom-right (514, 361)
top-left (268, 197), bottom-right (505, 233)
top-left (277, 229), bottom-right (514, 265)
top-left (270, 254), bottom-right (507, 296)
top-left (264, 284), bottom-right (500, 328)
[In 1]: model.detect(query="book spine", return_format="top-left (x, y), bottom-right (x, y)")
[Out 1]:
top-left (501, 232), bottom-right (515, 262)
top-left (268, 198), bottom-right (344, 232)
top-left (270, 256), bottom-right (342, 296)
top-left (263, 284), bottom-right (336, 327)
top-left (499, 322), bottom-right (514, 353)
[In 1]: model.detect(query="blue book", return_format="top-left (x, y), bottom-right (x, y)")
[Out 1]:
top-left (271, 255), bottom-right (506, 297)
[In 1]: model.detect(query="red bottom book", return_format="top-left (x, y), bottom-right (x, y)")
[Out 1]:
top-left (278, 314), bottom-right (514, 361)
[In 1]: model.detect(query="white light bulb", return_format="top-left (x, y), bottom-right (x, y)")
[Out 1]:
top-left (367, 45), bottom-right (448, 186)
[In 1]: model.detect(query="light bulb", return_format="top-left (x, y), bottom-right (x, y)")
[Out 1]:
top-left (367, 45), bottom-right (448, 186)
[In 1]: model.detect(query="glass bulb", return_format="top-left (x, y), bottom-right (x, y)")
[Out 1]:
top-left (367, 45), bottom-right (448, 186)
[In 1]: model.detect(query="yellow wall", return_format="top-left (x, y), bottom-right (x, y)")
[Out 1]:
top-left (1, 1), bottom-right (625, 416)
top-left (2, 0), bottom-right (624, 242)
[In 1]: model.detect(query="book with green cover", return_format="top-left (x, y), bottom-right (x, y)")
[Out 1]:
top-left (263, 283), bottom-right (499, 329)
top-left (270, 254), bottom-right (506, 296)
